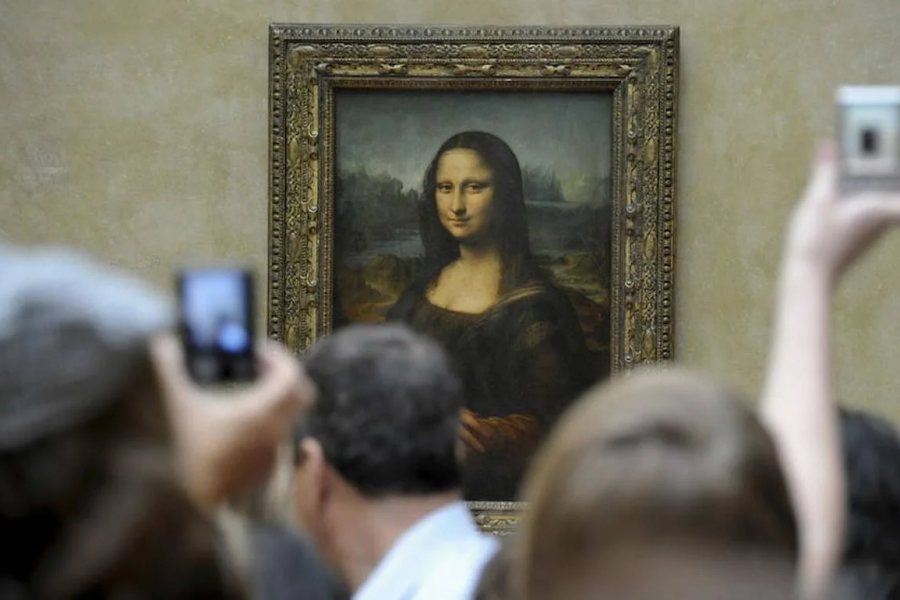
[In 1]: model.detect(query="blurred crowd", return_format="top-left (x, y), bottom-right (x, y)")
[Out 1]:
top-left (3, 142), bottom-right (900, 600)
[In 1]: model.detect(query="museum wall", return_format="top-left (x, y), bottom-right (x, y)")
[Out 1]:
top-left (2, 0), bottom-right (900, 418)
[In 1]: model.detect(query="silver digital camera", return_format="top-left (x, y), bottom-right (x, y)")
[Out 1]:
top-left (837, 85), bottom-right (900, 194)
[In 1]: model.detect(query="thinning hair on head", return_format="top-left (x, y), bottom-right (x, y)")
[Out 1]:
top-left (295, 323), bottom-right (464, 498)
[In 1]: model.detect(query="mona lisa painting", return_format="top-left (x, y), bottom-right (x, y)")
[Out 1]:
top-left (333, 95), bottom-right (611, 502)
top-left (268, 24), bottom-right (679, 529)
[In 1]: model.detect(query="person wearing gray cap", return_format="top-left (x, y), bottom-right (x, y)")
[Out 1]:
top-left (0, 243), bottom-right (313, 600)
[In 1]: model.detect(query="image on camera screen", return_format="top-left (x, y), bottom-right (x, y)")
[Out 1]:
top-left (183, 271), bottom-right (250, 355)
top-left (842, 104), bottom-right (900, 176)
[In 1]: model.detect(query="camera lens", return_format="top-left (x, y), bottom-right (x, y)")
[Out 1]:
top-left (861, 127), bottom-right (880, 155)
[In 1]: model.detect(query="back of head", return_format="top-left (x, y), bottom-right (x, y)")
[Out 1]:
top-left (838, 407), bottom-right (900, 599)
top-left (0, 243), bottom-right (240, 600)
top-left (300, 323), bottom-right (463, 497)
top-left (514, 368), bottom-right (798, 600)
top-left (542, 538), bottom-right (801, 600)
top-left (0, 243), bottom-right (171, 450)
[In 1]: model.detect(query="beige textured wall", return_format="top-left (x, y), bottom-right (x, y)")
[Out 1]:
top-left (2, 1), bottom-right (900, 417)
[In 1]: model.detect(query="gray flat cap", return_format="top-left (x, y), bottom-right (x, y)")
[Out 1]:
top-left (0, 243), bottom-right (173, 451)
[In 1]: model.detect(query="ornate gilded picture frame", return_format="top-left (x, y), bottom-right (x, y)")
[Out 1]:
top-left (267, 24), bottom-right (679, 533)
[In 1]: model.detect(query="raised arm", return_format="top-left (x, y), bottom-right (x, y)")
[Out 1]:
top-left (759, 142), bottom-right (900, 598)
top-left (151, 334), bottom-right (313, 512)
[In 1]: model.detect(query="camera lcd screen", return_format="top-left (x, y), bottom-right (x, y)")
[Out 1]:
top-left (841, 103), bottom-right (900, 177)
top-left (179, 268), bottom-right (255, 383)
top-left (838, 86), bottom-right (900, 193)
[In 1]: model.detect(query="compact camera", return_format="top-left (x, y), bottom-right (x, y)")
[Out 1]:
top-left (178, 267), bottom-right (256, 384)
top-left (837, 85), bottom-right (900, 194)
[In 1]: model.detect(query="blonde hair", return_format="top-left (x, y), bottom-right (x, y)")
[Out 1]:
top-left (512, 368), bottom-right (798, 600)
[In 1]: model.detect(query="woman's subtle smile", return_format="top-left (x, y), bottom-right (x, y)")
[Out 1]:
top-left (435, 148), bottom-right (495, 243)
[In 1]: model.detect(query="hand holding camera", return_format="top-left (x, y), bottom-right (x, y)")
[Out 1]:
top-left (151, 333), bottom-right (314, 512)
top-left (787, 139), bottom-right (900, 287)
top-left (786, 87), bottom-right (900, 287)
top-left (762, 87), bottom-right (900, 598)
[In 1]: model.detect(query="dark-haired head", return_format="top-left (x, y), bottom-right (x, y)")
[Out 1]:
top-left (0, 363), bottom-right (241, 600)
top-left (838, 407), bottom-right (900, 599)
top-left (419, 131), bottom-right (536, 293)
top-left (295, 323), bottom-right (463, 497)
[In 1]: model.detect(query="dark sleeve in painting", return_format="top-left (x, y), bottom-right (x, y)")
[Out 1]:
top-left (458, 288), bottom-right (592, 500)
top-left (386, 281), bottom-right (593, 500)
top-left (463, 287), bottom-right (592, 423)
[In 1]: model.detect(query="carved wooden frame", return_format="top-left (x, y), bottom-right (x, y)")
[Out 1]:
top-left (267, 23), bottom-right (679, 534)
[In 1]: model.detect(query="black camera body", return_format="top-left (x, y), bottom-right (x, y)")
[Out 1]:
top-left (177, 267), bottom-right (256, 384)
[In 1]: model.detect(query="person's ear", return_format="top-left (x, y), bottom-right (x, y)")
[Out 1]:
top-left (293, 438), bottom-right (327, 528)
top-left (454, 432), bottom-right (467, 465)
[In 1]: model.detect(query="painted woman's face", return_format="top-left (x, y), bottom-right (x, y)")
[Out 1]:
top-left (434, 148), bottom-right (496, 244)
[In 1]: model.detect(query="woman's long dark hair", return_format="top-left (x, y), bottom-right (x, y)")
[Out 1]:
top-left (419, 131), bottom-right (539, 295)
top-left (0, 363), bottom-right (243, 600)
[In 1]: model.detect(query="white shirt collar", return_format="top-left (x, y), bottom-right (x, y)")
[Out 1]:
top-left (352, 501), bottom-right (497, 600)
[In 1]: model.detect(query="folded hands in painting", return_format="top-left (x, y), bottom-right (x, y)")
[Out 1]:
top-left (459, 409), bottom-right (541, 456)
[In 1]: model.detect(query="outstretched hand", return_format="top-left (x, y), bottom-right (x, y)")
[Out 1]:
top-left (150, 334), bottom-right (314, 512)
top-left (763, 139), bottom-right (900, 600)
top-left (787, 141), bottom-right (900, 284)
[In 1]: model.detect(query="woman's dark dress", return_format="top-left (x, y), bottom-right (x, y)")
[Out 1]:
top-left (387, 278), bottom-right (592, 501)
